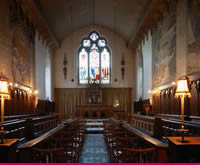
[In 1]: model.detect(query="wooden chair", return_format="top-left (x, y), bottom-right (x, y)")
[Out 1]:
top-left (32, 147), bottom-right (67, 163)
top-left (121, 147), bottom-right (156, 163)
top-left (53, 137), bottom-right (78, 162)
top-left (112, 136), bottom-right (139, 162)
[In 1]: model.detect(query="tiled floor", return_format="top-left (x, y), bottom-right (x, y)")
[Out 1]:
top-left (80, 134), bottom-right (110, 163)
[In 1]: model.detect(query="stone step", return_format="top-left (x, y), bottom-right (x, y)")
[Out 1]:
top-left (86, 127), bottom-right (104, 134)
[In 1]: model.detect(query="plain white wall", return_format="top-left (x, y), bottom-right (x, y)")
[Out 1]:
top-left (135, 47), bottom-right (143, 101)
top-left (35, 32), bottom-right (53, 100)
top-left (45, 49), bottom-right (52, 100)
top-left (35, 32), bottom-right (46, 99)
top-left (142, 32), bottom-right (152, 100)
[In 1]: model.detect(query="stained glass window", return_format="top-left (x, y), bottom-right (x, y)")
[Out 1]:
top-left (78, 31), bottom-right (111, 84)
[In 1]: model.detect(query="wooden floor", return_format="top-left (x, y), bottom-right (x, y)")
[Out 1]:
top-left (80, 134), bottom-right (110, 163)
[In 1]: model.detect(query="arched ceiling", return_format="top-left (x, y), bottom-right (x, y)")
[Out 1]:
top-left (34, 0), bottom-right (151, 44)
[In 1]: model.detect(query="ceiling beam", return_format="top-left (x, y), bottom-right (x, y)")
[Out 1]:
top-left (128, 0), bottom-right (153, 48)
top-left (17, 0), bottom-right (60, 50)
top-left (128, 0), bottom-right (177, 50)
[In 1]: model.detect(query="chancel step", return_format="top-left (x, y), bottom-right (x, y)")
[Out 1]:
top-left (82, 119), bottom-right (106, 134)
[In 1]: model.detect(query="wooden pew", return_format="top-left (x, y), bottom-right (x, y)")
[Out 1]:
top-left (131, 114), bottom-right (200, 140)
top-left (161, 118), bottom-right (200, 142)
top-left (18, 124), bottom-right (65, 162)
top-left (17, 118), bottom-right (79, 162)
top-left (1, 114), bottom-right (59, 141)
top-left (131, 114), bottom-right (155, 136)
top-left (4, 114), bottom-right (37, 121)
top-left (124, 124), bottom-right (168, 162)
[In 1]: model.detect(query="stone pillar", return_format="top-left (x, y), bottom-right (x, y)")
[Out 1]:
top-left (176, 0), bottom-right (188, 78)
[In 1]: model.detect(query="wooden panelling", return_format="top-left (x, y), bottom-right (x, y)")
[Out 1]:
top-left (1, 88), bottom-right (36, 115)
top-left (55, 88), bottom-right (133, 119)
top-left (152, 78), bottom-right (200, 117)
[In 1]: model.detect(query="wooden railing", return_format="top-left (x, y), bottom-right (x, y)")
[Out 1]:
top-left (0, 114), bottom-right (58, 141)
top-left (17, 118), bottom-right (80, 162)
top-left (124, 124), bottom-right (168, 162)
top-left (33, 115), bottom-right (58, 136)
top-left (4, 119), bottom-right (26, 140)
top-left (4, 114), bottom-right (37, 121)
top-left (130, 114), bottom-right (155, 136)
top-left (131, 114), bottom-right (200, 141)
top-left (161, 119), bottom-right (200, 140)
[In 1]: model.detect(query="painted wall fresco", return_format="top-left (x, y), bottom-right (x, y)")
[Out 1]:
top-left (187, 0), bottom-right (200, 74)
top-left (152, 11), bottom-right (176, 88)
top-left (12, 28), bottom-right (33, 86)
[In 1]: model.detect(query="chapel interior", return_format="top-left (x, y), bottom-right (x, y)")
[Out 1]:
top-left (0, 0), bottom-right (200, 163)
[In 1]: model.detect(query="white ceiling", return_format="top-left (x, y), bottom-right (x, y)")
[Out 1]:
top-left (35, 0), bottom-right (151, 44)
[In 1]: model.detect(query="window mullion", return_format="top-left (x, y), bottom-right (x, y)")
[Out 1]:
top-left (88, 49), bottom-right (90, 84)
top-left (99, 49), bottom-right (101, 85)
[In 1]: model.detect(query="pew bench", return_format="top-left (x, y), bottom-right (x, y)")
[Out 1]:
top-left (123, 124), bottom-right (168, 162)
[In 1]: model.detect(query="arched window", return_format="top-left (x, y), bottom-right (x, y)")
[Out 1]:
top-left (78, 31), bottom-right (111, 84)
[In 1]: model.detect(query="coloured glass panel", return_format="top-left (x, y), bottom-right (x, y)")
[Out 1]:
top-left (89, 47), bottom-right (100, 83)
top-left (83, 40), bottom-right (91, 47)
top-left (101, 48), bottom-right (110, 84)
top-left (79, 48), bottom-right (88, 84)
top-left (98, 39), bottom-right (106, 47)
top-left (90, 32), bottom-right (99, 41)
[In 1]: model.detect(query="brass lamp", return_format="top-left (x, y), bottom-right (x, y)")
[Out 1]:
top-left (175, 77), bottom-right (191, 142)
top-left (0, 79), bottom-right (9, 143)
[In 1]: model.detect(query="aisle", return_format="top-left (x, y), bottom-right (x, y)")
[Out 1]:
top-left (80, 134), bottom-right (110, 163)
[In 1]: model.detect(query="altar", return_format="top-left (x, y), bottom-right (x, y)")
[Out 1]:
top-left (77, 105), bottom-right (113, 118)
top-left (77, 80), bottom-right (114, 118)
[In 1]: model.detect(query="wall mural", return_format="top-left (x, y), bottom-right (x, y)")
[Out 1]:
top-left (152, 11), bottom-right (176, 88)
top-left (12, 29), bottom-right (32, 86)
top-left (10, 0), bottom-right (35, 86)
top-left (187, 0), bottom-right (200, 74)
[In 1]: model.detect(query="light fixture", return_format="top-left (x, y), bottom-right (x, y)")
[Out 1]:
top-left (149, 97), bottom-right (152, 106)
top-left (34, 90), bottom-right (39, 95)
top-left (113, 99), bottom-right (120, 108)
top-left (175, 77), bottom-right (191, 142)
top-left (0, 79), bottom-right (10, 143)
top-left (172, 81), bottom-right (176, 85)
top-left (29, 89), bottom-right (33, 95)
top-left (9, 82), bottom-right (13, 86)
